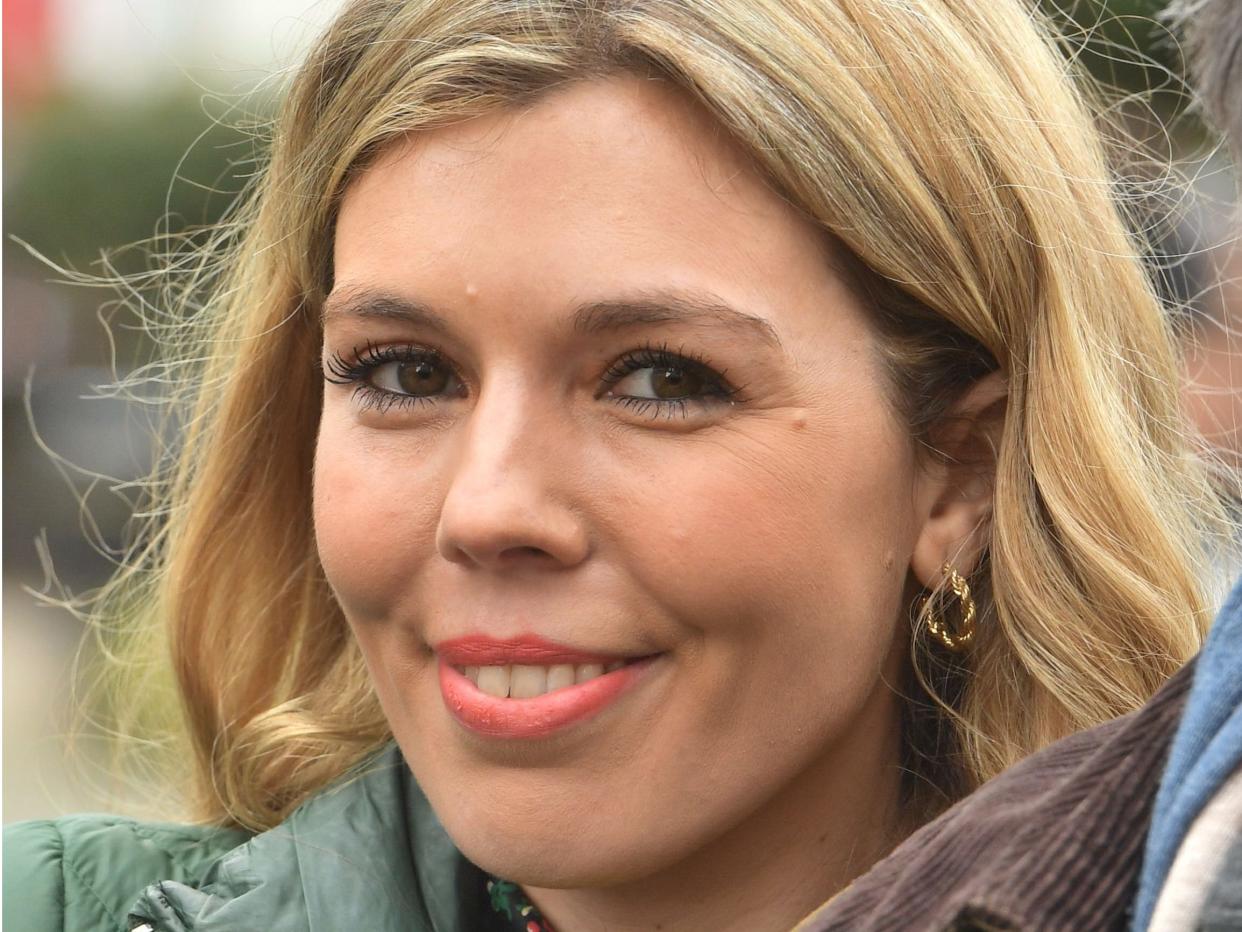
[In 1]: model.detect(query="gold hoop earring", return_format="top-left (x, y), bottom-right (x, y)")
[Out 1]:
top-left (919, 563), bottom-right (977, 653)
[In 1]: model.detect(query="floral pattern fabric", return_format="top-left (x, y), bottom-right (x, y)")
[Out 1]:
top-left (487, 877), bottom-right (557, 932)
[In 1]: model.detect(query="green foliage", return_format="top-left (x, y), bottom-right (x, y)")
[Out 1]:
top-left (1038, 0), bottom-right (1191, 106)
top-left (5, 90), bottom-right (265, 277)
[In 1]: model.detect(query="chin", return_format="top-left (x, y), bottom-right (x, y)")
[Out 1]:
top-left (449, 814), bottom-right (678, 888)
top-left (461, 840), bottom-right (633, 888)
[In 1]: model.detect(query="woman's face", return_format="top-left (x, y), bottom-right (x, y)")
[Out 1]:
top-left (315, 76), bottom-right (944, 886)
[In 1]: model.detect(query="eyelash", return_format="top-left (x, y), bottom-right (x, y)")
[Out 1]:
top-left (321, 339), bottom-right (745, 420)
top-left (323, 341), bottom-right (454, 416)
top-left (599, 342), bottom-right (743, 419)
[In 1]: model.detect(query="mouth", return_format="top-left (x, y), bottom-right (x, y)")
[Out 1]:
top-left (452, 658), bottom-right (634, 699)
top-left (435, 639), bottom-right (661, 739)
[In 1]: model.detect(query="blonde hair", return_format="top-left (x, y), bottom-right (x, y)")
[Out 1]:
top-left (91, 0), bottom-right (1226, 830)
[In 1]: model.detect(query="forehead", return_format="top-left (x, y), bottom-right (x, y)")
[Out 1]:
top-left (332, 75), bottom-right (851, 350)
top-left (346, 73), bottom-right (773, 229)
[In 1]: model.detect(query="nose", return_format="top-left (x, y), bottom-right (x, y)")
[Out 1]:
top-left (434, 384), bottom-right (590, 571)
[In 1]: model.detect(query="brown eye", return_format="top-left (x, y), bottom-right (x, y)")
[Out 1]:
top-left (395, 359), bottom-right (449, 395)
top-left (372, 358), bottom-right (460, 398)
top-left (612, 365), bottom-right (706, 400)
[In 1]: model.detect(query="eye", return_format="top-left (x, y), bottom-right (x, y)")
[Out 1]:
top-left (599, 342), bottom-right (742, 419)
top-left (371, 357), bottom-right (456, 397)
top-left (608, 363), bottom-right (709, 401)
top-left (322, 342), bottom-right (465, 411)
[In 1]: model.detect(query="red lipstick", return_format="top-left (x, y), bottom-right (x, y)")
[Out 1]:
top-left (434, 635), bottom-right (658, 739)
top-left (435, 634), bottom-right (628, 667)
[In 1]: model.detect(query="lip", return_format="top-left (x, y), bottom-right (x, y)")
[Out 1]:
top-left (437, 654), bottom-right (659, 739)
top-left (434, 633), bottom-right (634, 667)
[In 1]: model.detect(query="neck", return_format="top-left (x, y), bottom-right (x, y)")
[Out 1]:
top-left (523, 691), bottom-right (905, 932)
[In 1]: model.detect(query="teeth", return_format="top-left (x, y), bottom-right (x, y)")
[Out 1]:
top-left (460, 661), bottom-right (626, 698)
top-left (509, 664), bottom-right (549, 699)
top-left (547, 664), bottom-right (576, 691)
top-left (575, 663), bottom-right (605, 684)
top-left (476, 665), bottom-right (511, 698)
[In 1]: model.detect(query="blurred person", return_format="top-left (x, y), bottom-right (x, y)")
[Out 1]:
top-left (1176, 0), bottom-right (1242, 470)
top-left (1132, 2), bottom-right (1242, 930)
top-left (1177, 0), bottom-right (1242, 166)
top-left (1, 1), bottom-right (1233, 930)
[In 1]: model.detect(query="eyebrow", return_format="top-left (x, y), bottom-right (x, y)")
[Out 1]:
top-left (321, 287), bottom-right (784, 351)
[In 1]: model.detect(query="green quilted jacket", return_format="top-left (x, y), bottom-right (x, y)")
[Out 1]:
top-left (3, 744), bottom-right (513, 931)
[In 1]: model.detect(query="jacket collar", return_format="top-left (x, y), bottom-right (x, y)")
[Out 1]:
top-left (128, 744), bottom-right (511, 932)
top-left (796, 660), bottom-right (1195, 931)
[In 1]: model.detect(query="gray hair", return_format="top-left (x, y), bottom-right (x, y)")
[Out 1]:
top-left (1166, 0), bottom-right (1242, 159)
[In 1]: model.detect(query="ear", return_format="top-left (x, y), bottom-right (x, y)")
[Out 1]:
top-left (909, 370), bottom-right (1007, 588)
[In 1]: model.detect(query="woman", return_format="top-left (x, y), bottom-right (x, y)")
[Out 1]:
top-left (3, 1), bottom-right (1228, 930)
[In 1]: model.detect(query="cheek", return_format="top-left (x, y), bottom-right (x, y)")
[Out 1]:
top-left (312, 417), bottom-right (440, 621)
top-left (613, 418), bottom-right (915, 650)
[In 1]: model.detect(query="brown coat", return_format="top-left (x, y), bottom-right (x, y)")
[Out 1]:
top-left (797, 662), bottom-right (1193, 931)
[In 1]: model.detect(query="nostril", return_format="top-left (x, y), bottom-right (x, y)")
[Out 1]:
top-left (479, 545), bottom-right (555, 571)
top-left (480, 543), bottom-right (571, 571)
top-left (508, 545), bottom-right (550, 559)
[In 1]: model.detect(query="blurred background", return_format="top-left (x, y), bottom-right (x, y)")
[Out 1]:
top-left (3, 0), bottom-right (347, 822)
top-left (2, 0), bottom-right (1239, 823)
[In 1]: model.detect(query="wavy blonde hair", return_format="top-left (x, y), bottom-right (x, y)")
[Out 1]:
top-left (90, 0), bottom-right (1227, 830)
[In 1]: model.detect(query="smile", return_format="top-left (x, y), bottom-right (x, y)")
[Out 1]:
top-left (434, 635), bottom-right (659, 738)
top-left (458, 660), bottom-right (628, 698)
